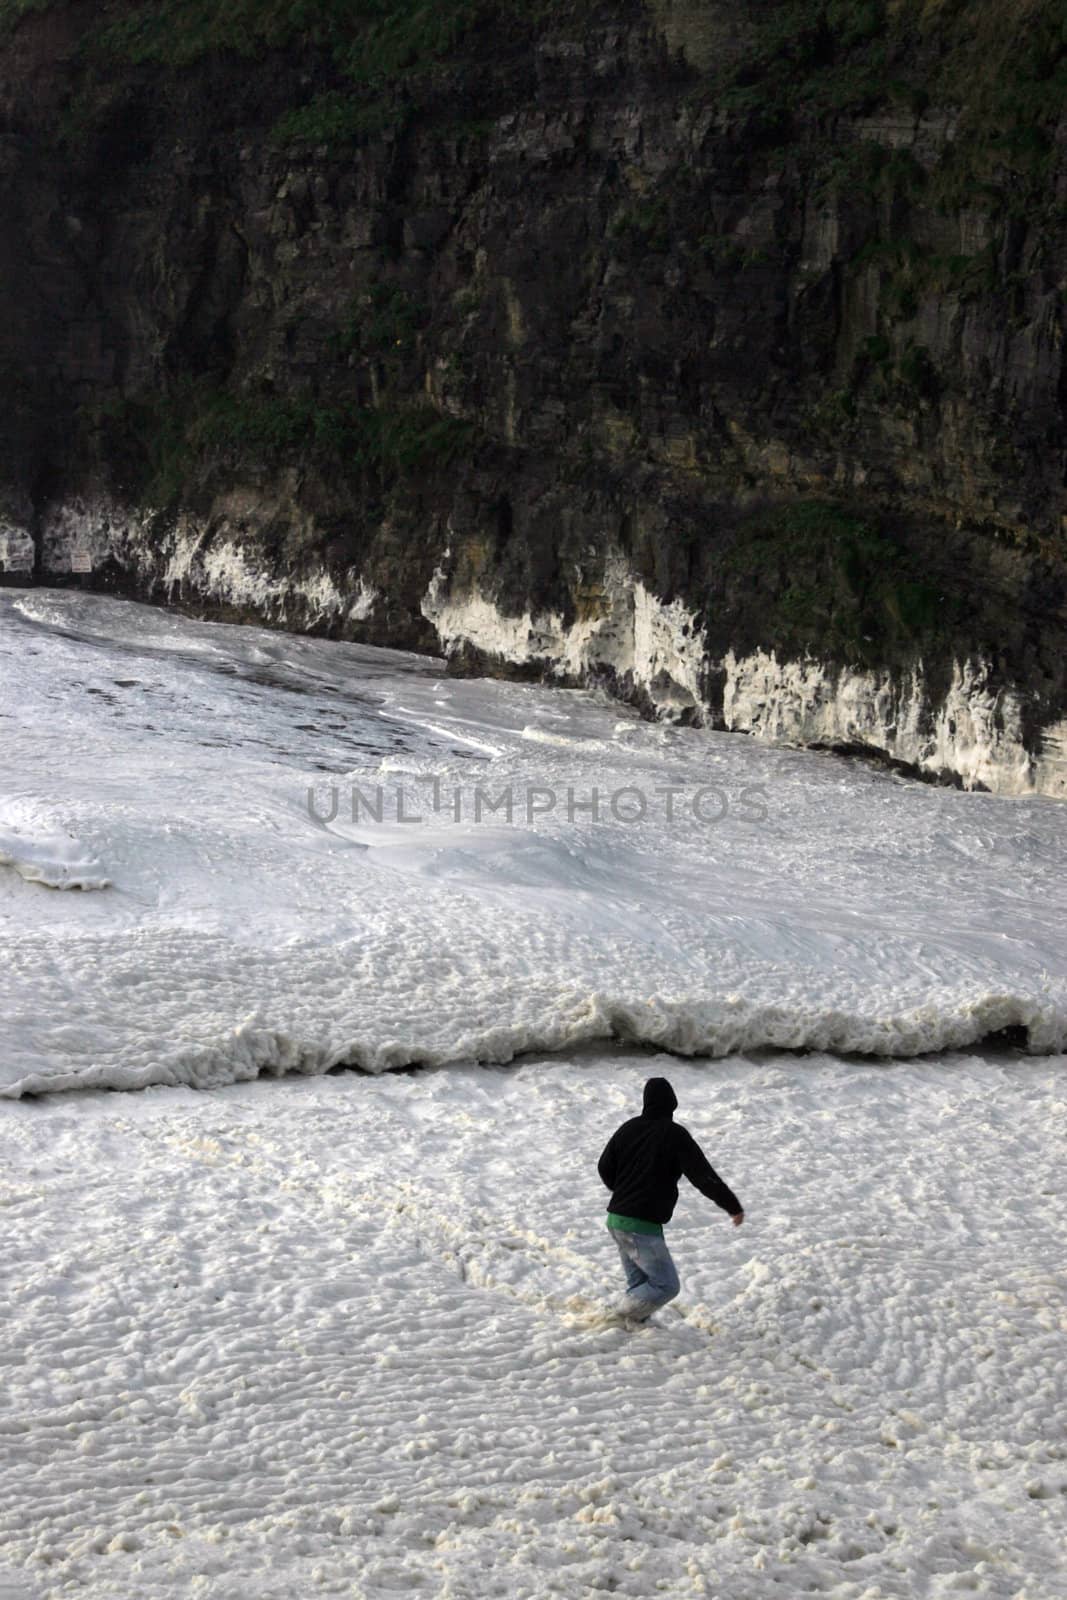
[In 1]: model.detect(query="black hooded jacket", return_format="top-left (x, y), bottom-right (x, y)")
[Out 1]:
top-left (597, 1077), bottom-right (742, 1226)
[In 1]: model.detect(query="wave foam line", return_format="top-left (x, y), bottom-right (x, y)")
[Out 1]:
top-left (3, 989), bottom-right (1064, 1098)
top-left (0, 833), bottom-right (111, 891)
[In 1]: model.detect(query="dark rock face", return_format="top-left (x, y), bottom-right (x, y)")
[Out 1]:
top-left (1, 0), bottom-right (1065, 792)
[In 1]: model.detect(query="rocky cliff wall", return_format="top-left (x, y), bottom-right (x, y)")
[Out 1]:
top-left (1, 0), bottom-right (1065, 794)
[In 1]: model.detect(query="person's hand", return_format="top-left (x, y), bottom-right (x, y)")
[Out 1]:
top-left (731, 1211), bottom-right (744, 1227)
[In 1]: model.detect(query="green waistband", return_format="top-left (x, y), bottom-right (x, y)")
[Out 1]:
top-left (607, 1212), bottom-right (663, 1236)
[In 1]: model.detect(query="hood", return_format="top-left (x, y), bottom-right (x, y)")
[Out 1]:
top-left (642, 1077), bottom-right (678, 1119)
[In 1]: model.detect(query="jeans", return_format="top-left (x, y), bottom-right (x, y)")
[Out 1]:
top-left (610, 1227), bottom-right (681, 1319)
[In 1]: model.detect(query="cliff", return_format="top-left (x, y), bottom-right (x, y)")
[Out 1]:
top-left (1, 0), bottom-right (1066, 793)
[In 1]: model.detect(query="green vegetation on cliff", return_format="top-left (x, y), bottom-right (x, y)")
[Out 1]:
top-left (717, 502), bottom-right (949, 667)
top-left (89, 0), bottom-right (488, 70)
top-left (1, 0), bottom-right (1065, 726)
top-left (713, 0), bottom-right (1067, 215)
top-left (0, 0), bottom-right (51, 27)
top-left (98, 387), bottom-right (477, 504)
top-left (2, 0), bottom-right (517, 146)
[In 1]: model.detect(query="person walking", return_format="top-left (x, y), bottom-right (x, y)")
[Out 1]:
top-left (597, 1076), bottom-right (744, 1323)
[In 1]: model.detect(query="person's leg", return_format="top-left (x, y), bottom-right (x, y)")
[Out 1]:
top-left (612, 1229), bottom-right (650, 1296)
top-left (617, 1232), bottom-right (680, 1320)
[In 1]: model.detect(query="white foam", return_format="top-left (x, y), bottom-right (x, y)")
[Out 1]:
top-left (0, 802), bottom-right (111, 892)
top-left (721, 650), bottom-right (1055, 796)
top-left (39, 499), bottom-right (149, 575)
top-left (32, 495), bottom-right (1066, 795)
top-left (0, 833), bottom-right (110, 891)
top-left (0, 587), bottom-right (1064, 1098)
top-left (422, 557), bottom-right (705, 715)
top-left (169, 526), bottom-right (377, 625)
top-left (1, 1053), bottom-right (1063, 1598)
top-left (38, 497), bottom-right (377, 626)
top-left (422, 565), bottom-right (1066, 796)
top-left (0, 522), bottom-right (34, 573)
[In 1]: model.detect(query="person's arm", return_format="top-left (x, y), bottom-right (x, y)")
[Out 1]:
top-left (597, 1133), bottom-right (618, 1191)
top-left (679, 1130), bottom-right (744, 1223)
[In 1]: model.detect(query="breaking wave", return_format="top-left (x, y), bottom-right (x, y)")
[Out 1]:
top-left (4, 986), bottom-right (1063, 1099)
